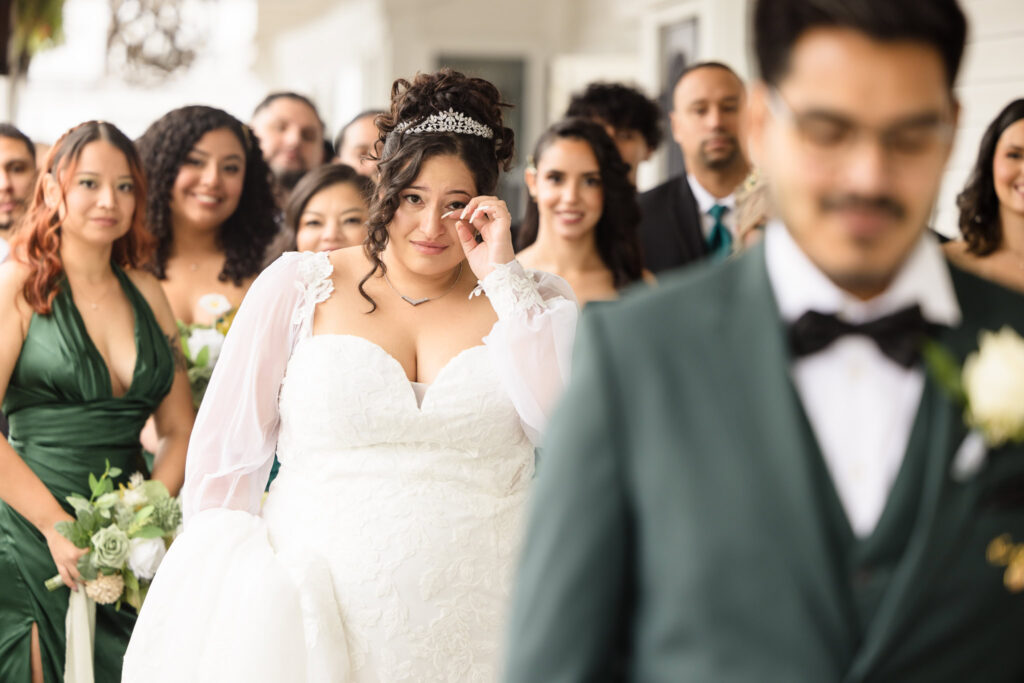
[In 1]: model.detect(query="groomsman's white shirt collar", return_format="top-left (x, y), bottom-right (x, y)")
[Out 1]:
top-left (764, 221), bottom-right (961, 537)
top-left (687, 174), bottom-right (736, 241)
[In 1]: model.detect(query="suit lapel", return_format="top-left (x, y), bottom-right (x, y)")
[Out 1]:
top-left (844, 278), bottom-right (981, 680)
top-left (722, 246), bottom-right (860, 655)
top-left (671, 176), bottom-right (709, 262)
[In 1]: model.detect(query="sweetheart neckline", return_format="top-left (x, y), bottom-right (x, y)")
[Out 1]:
top-left (295, 333), bottom-right (487, 411)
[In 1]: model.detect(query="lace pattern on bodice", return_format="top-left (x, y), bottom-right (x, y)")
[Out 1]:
top-left (291, 251), bottom-right (334, 339)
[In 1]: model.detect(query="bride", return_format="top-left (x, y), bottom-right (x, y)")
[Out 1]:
top-left (122, 70), bottom-right (577, 681)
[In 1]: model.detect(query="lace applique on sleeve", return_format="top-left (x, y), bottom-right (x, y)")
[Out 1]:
top-left (471, 260), bottom-right (546, 319)
top-left (292, 252), bottom-right (335, 338)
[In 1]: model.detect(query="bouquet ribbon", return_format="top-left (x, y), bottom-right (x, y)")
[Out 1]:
top-left (64, 589), bottom-right (96, 683)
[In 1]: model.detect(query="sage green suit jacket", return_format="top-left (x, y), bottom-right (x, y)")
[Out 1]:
top-left (504, 243), bottom-right (1024, 682)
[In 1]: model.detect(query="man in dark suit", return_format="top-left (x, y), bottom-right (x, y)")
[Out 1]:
top-left (505, 0), bottom-right (1024, 681)
top-left (637, 61), bottom-right (751, 272)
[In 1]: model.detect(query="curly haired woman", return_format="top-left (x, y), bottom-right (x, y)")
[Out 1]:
top-left (135, 106), bottom-right (278, 325)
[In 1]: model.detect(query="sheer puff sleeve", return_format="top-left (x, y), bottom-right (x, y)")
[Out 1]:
top-left (476, 260), bottom-right (578, 445)
top-left (181, 252), bottom-right (332, 522)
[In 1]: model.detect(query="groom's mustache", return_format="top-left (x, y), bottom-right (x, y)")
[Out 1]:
top-left (820, 194), bottom-right (906, 220)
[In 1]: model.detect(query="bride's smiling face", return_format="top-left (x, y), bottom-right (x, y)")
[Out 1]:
top-left (387, 154), bottom-right (476, 276)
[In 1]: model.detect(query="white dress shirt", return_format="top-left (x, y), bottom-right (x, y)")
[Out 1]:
top-left (687, 174), bottom-right (736, 241)
top-left (764, 221), bottom-right (961, 537)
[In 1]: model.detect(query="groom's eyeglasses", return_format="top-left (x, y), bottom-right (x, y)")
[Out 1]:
top-left (766, 88), bottom-right (954, 166)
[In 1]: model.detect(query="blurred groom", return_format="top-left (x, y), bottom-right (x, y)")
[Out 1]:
top-left (504, 0), bottom-right (1024, 681)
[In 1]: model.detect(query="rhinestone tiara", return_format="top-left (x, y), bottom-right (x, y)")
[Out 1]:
top-left (392, 108), bottom-right (494, 139)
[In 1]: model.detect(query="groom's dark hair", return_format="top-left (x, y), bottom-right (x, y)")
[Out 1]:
top-left (753, 0), bottom-right (968, 90)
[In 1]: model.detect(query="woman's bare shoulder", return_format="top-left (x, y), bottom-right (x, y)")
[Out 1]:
top-left (123, 267), bottom-right (178, 333)
top-left (942, 239), bottom-right (972, 258)
top-left (123, 266), bottom-right (164, 299)
top-left (0, 259), bottom-right (38, 334)
top-left (327, 246), bottom-right (371, 284)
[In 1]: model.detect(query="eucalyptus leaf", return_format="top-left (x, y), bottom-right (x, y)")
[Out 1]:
top-left (139, 481), bottom-right (170, 502)
top-left (108, 467), bottom-right (122, 478)
top-left (132, 505), bottom-right (155, 526)
top-left (95, 492), bottom-right (119, 508)
top-left (123, 568), bottom-right (139, 592)
top-left (54, 520), bottom-right (75, 540)
top-left (194, 345), bottom-right (210, 368)
top-left (65, 495), bottom-right (92, 514)
top-left (75, 508), bottom-right (95, 528)
top-left (133, 525), bottom-right (165, 539)
top-left (77, 554), bottom-right (98, 581)
top-left (88, 472), bottom-right (99, 496)
top-left (922, 341), bottom-right (966, 404)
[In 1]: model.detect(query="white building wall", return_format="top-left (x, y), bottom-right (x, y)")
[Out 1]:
top-left (936, 0), bottom-right (1024, 236)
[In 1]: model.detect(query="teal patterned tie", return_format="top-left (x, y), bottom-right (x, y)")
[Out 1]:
top-left (707, 204), bottom-right (732, 260)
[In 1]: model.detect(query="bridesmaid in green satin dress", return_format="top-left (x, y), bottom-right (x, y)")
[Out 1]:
top-left (0, 121), bottom-right (194, 683)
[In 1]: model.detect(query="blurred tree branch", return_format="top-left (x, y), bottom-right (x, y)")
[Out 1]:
top-left (4, 0), bottom-right (67, 119)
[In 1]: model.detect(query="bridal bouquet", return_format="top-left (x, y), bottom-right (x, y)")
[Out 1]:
top-left (44, 461), bottom-right (182, 610)
top-left (178, 293), bottom-right (236, 409)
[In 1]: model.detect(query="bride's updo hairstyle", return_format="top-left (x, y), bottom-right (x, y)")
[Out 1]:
top-left (360, 68), bottom-right (515, 310)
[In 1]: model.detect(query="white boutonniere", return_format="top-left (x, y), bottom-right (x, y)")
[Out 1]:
top-left (923, 326), bottom-right (1024, 481)
top-left (926, 327), bottom-right (1024, 594)
top-left (962, 327), bottom-right (1024, 446)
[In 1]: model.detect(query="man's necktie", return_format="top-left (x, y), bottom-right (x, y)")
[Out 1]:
top-left (707, 204), bottom-right (732, 260)
top-left (788, 304), bottom-right (936, 368)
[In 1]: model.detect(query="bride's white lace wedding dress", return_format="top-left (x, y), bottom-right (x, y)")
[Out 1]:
top-left (122, 251), bottom-right (577, 682)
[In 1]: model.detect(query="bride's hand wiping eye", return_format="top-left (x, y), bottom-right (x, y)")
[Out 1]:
top-left (451, 195), bottom-right (514, 281)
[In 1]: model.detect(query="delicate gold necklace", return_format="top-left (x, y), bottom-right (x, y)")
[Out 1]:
top-left (73, 278), bottom-right (117, 311)
top-left (383, 262), bottom-right (464, 306)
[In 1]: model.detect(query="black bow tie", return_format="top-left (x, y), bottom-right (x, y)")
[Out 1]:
top-left (788, 305), bottom-right (936, 368)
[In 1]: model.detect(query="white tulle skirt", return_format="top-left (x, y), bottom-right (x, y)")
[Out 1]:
top-left (121, 507), bottom-right (348, 682)
top-left (122, 460), bottom-right (525, 682)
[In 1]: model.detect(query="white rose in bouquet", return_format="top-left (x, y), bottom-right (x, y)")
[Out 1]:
top-left (963, 326), bottom-right (1024, 447)
top-left (127, 537), bottom-right (167, 580)
top-left (187, 327), bottom-right (226, 367)
top-left (197, 293), bottom-right (232, 318)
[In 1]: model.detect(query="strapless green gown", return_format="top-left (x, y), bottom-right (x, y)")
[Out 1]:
top-left (0, 266), bottom-right (173, 682)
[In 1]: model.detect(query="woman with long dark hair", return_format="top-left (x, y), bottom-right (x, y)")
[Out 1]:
top-left (0, 121), bottom-right (193, 682)
top-left (946, 98), bottom-right (1024, 292)
top-left (123, 70), bottom-right (576, 681)
top-left (136, 106), bottom-right (278, 324)
top-left (516, 117), bottom-right (650, 304)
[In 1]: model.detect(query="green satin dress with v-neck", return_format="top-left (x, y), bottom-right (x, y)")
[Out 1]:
top-left (0, 264), bottom-right (174, 682)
